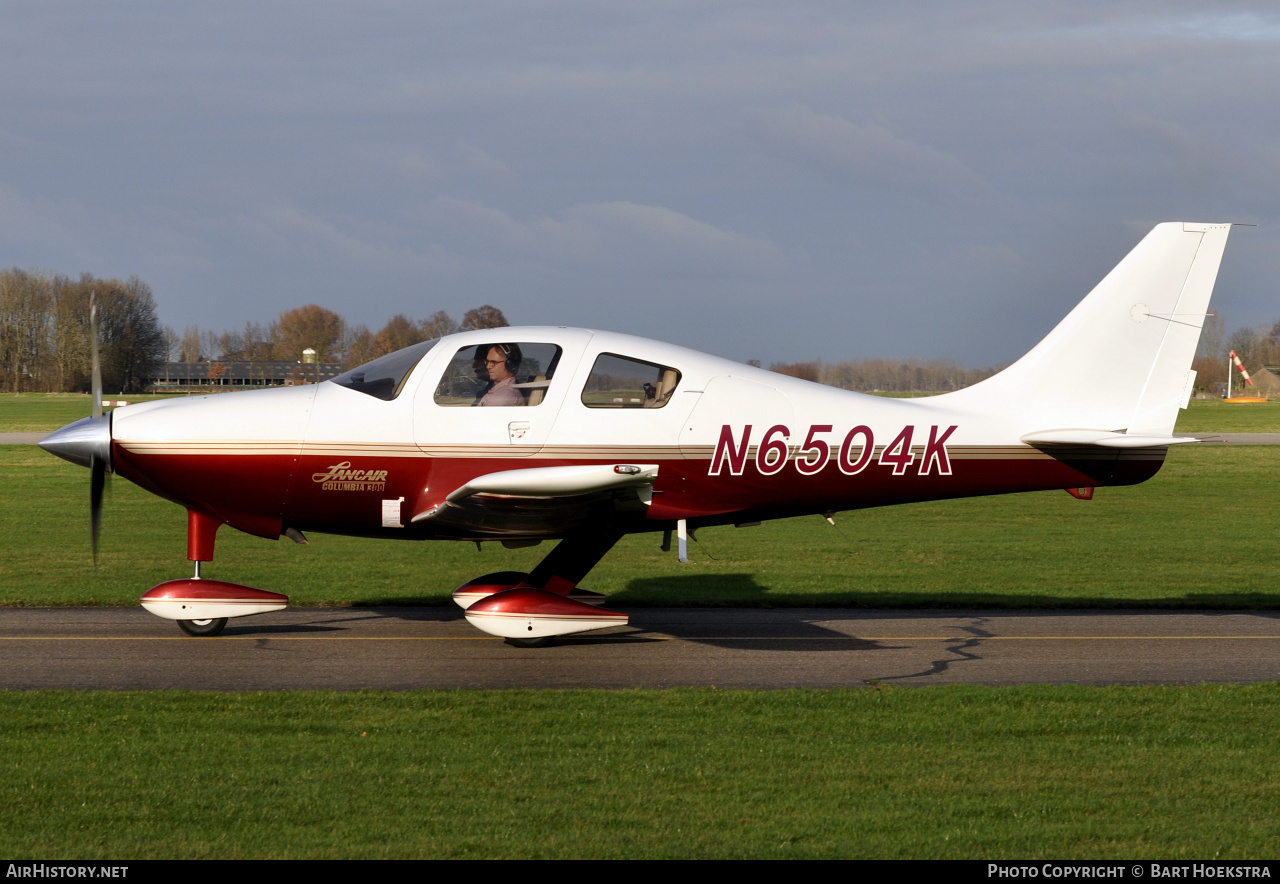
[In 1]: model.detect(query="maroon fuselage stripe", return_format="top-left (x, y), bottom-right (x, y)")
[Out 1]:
top-left (112, 444), bottom-right (1162, 541)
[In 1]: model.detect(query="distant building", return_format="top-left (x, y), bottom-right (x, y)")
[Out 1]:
top-left (143, 361), bottom-right (343, 391)
top-left (1251, 366), bottom-right (1280, 394)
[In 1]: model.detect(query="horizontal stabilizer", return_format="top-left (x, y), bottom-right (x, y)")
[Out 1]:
top-left (1021, 429), bottom-right (1200, 449)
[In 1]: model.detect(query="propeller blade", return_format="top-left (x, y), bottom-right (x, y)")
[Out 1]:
top-left (89, 292), bottom-right (106, 564)
top-left (90, 455), bottom-right (105, 564)
top-left (90, 292), bottom-right (102, 420)
top-left (40, 293), bottom-right (112, 564)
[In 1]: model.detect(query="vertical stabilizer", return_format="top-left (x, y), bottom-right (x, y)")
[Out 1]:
top-left (944, 223), bottom-right (1231, 436)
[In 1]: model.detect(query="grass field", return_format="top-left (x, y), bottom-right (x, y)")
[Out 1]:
top-left (4, 686), bottom-right (1279, 859)
top-left (5, 393), bottom-right (1280, 859)
top-left (0, 392), bottom-right (184, 433)
top-left (1174, 397), bottom-right (1280, 433)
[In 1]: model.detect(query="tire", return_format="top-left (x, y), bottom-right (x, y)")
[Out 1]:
top-left (177, 618), bottom-right (228, 637)
top-left (505, 636), bottom-right (554, 648)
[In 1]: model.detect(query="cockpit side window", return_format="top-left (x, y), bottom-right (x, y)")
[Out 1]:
top-left (433, 342), bottom-right (563, 407)
top-left (330, 339), bottom-right (438, 401)
top-left (581, 353), bottom-right (681, 408)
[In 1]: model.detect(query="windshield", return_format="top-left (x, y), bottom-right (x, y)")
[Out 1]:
top-left (330, 339), bottom-right (438, 401)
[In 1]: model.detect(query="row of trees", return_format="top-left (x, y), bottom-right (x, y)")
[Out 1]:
top-left (5, 263), bottom-right (1275, 395)
top-left (766, 358), bottom-right (1002, 393)
top-left (767, 313), bottom-right (1280, 395)
top-left (179, 305), bottom-right (509, 374)
top-left (1188, 313), bottom-right (1280, 392)
top-left (337, 305), bottom-right (507, 370)
top-left (0, 269), bottom-right (164, 393)
top-left (0, 266), bottom-right (513, 392)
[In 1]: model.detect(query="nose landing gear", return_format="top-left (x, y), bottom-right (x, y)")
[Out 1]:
top-left (139, 511), bottom-right (288, 637)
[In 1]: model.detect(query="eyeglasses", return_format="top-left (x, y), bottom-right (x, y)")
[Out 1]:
top-left (484, 359), bottom-right (505, 367)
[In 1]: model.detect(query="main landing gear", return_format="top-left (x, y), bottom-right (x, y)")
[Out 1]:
top-left (176, 617), bottom-right (229, 637)
top-left (507, 635), bottom-right (554, 649)
top-left (453, 528), bottom-right (628, 647)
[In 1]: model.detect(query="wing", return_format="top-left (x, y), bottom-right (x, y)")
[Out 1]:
top-left (410, 463), bottom-right (659, 538)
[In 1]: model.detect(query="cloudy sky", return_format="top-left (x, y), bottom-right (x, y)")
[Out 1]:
top-left (2, 2), bottom-right (1278, 365)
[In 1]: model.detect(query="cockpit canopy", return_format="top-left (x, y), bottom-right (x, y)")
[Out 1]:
top-left (331, 331), bottom-right (685, 409)
top-left (331, 339), bottom-right (438, 401)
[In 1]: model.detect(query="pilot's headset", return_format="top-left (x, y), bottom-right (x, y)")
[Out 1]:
top-left (491, 343), bottom-right (522, 375)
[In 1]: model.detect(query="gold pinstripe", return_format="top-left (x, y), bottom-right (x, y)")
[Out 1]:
top-left (119, 440), bottom-right (1166, 462)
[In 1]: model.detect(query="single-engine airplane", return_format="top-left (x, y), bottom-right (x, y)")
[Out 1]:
top-left (41, 222), bottom-right (1232, 645)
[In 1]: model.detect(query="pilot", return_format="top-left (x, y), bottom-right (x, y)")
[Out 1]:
top-left (469, 345), bottom-right (493, 404)
top-left (477, 344), bottom-right (525, 406)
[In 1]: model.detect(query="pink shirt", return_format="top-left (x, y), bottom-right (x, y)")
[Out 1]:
top-left (479, 376), bottom-right (524, 406)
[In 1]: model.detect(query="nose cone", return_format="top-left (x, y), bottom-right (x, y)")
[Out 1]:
top-left (39, 414), bottom-right (113, 471)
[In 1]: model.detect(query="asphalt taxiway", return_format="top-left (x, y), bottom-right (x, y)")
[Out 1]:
top-left (2, 607), bottom-right (1279, 689)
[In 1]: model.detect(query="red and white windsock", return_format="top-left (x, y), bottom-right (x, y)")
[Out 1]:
top-left (1230, 349), bottom-right (1255, 386)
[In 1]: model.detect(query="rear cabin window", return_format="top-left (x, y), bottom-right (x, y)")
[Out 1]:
top-left (581, 353), bottom-right (681, 408)
top-left (433, 342), bottom-right (563, 407)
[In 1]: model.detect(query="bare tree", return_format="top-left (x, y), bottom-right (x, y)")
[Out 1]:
top-left (200, 329), bottom-right (220, 364)
top-left (92, 276), bottom-right (166, 392)
top-left (0, 269), bottom-right (52, 392)
top-left (273, 305), bottom-right (345, 362)
top-left (218, 329), bottom-right (245, 362)
top-left (769, 361), bottom-right (820, 383)
top-left (1199, 312), bottom-right (1226, 362)
top-left (764, 357), bottom-right (999, 393)
top-left (1226, 325), bottom-right (1262, 367)
top-left (51, 277), bottom-right (90, 393)
top-left (241, 321), bottom-right (271, 383)
top-left (181, 325), bottom-right (202, 363)
top-left (0, 269), bottom-right (169, 393)
top-left (461, 304), bottom-right (508, 330)
top-left (342, 325), bottom-right (377, 371)
top-left (420, 310), bottom-right (460, 340)
top-left (161, 326), bottom-right (180, 362)
top-left (373, 314), bottom-right (424, 356)
top-left (1190, 312), bottom-right (1228, 392)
